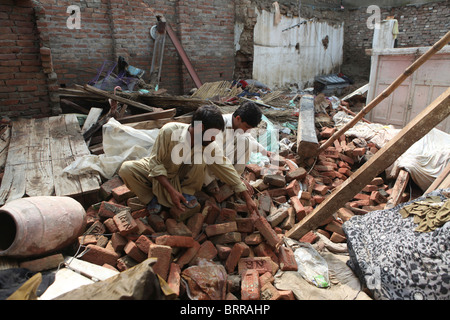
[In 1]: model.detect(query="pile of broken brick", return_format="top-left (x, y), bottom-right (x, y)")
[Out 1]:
top-left (75, 124), bottom-right (398, 300)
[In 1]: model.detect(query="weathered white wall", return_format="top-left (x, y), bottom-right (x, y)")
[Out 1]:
top-left (252, 9), bottom-right (344, 90)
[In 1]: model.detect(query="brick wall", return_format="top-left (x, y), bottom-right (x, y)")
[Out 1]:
top-left (38, 0), bottom-right (235, 94)
top-left (0, 0), bottom-right (51, 118)
top-left (342, 1), bottom-right (450, 82)
top-left (0, 0), bottom-right (236, 118)
top-left (176, 0), bottom-right (235, 92)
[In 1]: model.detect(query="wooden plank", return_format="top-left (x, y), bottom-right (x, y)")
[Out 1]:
top-left (25, 117), bottom-right (54, 197)
top-left (296, 95), bottom-right (319, 160)
top-left (64, 114), bottom-right (101, 194)
top-left (124, 115), bottom-right (192, 130)
top-left (0, 118), bottom-right (30, 204)
top-left (117, 108), bottom-right (176, 124)
top-left (82, 108), bottom-right (103, 135)
top-left (438, 173), bottom-right (450, 190)
top-left (286, 87), bottom-right (450, 240)
top-left (425, 162), bottom-right (450, 194)
top-left (385, 169), bottom-right (409, 210)
top-left (84, 84), bottom-right (157, 113)
top-left (82, 107), bottom-right (103, 147)
top-left (49, 115), bottom-right (82, 197)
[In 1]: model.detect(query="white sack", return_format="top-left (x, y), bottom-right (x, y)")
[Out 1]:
top-left (63, 118), bottom-right (159, 180)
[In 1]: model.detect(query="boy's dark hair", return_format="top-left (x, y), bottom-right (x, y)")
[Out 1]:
top-left (233, 102), bottom-right (262, 128)
top-left (192, 105), bottom-right (225, 131)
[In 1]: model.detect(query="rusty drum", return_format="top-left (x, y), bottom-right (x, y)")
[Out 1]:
top-left (0, 196), bottom-right (86, 258)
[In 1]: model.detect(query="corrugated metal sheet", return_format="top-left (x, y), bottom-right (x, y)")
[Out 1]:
top-left (252, 9), bottom-right (344, 90)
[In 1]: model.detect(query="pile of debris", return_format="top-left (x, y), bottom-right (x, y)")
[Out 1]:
top-left (51, 114), bottom-right (404, 300)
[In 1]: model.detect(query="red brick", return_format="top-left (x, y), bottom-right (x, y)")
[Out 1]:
top-left (209, 232), bottom-right (241, 245)
top-left (259, 271), bottom-right (274, 287)
top-left (338, 153), bottom-right (354, 165)
top-left (216, 207), bottom-right (237, 223)
top-left (352, 147), bottom-right (366, 156)
top-left (370, 190), bottom-right (388, 204)
top-left (278, 245), bottom-right (298, 271)
top-left (167, 263), bottom-right (181, 297)
top-left (244, 232), bottom-right (263, 245)
top-left (330, 232), bottom-right (347, 243)
top-left (290, 196), bottom-right (306, 221)
top-left (254, 216), bottom-right (281, 248)
top-left (147, 213), bottom-right (166, 232)
top-left (124, 240), bottom-right (147, 262)
top-left (370, 177), bottom-right (384, 185)
top-left (186, 213), bottom-right (204, 238)
top-left (203, 199), bottom-right (221, 224)
top-left (337, 207), bottom-right (354, 223)
top-left (98, 201), bottom-right (129, 219)
top-left (80, 244), bottom-right (120, 267)
top-left (238, 257), bottom-right (279, 275)
top-left (166, 218), bottom-right (192, 236)
top-left (322, 147), bottom-right (340, 159)
top-left (261, 282), bottom-right (281, 300)
top-left (155, 235), bottom-right (196, 248)
top-left (325, 220), bottom-right (345, 237)
top-left (285, 167), bottom-right (307, 182)
top-left (338, 167), bottom-right (352, 177)
top-left (354, 193), bottom-right (371, 201)
top-left (176, 241), bottom-right (201, 267)
top-left (111, 233), bottom-right (128, 252)
top-left (241, 269), bottom-right (260, 300)
top-left (193, 240), bottom-right (217, 262)
top-left (225, 242), bottom-right (247, 273)
top-left (113, 210), bottom-right (139, 236)
top-left (100, 176), bottom-right (124, 199)
top-left (148, 244), bottom-right (172, 280)
top-left (19, 253), bottom-right (64, 272)
top-left (205, 221), bottom-right (238, 237)
top-left (313, 184), bottom-right (329, 195)
top-left (299, 231), bottom-right (319, 244)
top-left (278, 290), bottom-right (296, 300)
top-left (286, 179), bottom-right (300, 197)
top-left (216, 244), bottom-right (232, 260)
top-left (131, 208), bottom-right (148, 219)
top-left (134, 218), bottom-right (154, 236)
top-left (246, 163), bottom-right (262, 178)
top-left (214, 184), bottom-right (234, 202)
top-left (362, 184), bottom-right (379, 192)
top-left (236, 217), bottom-right (254, 233)
top-left (320, 126), bottom-right (336, 138)
top-left (267, 187), bottom-right (287, 198)
top-left (135, 235), bottom-right (153, 254)
top-left (104, 218), bottom-right (119, 233)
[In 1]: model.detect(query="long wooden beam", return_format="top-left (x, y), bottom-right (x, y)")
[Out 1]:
top-left (317, 30), bottom-right (450, 154)
top-left (286, 87), bottom-right (450, 240)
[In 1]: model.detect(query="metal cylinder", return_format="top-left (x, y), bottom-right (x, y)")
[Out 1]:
top-left (0, 196), bottom-right (86, 258)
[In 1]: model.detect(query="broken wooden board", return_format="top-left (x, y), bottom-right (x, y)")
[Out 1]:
top-left (296, 95), bottom-right (319, 160)
top-left (124, 115), bottom-right (192, 130)
top-left (286, 87), bottom-right (450, 240)
top-left (117, 108), bottom-right (176, 124)
top-left (0, 114), bottom-right (101, 205)
top-left (385, 169), bottom-right (410, 210)
top-left (425, 161), bottom-right (450, 194)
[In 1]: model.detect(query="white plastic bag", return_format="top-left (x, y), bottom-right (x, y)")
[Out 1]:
top-left (290, 241), bottom-right (330, 288)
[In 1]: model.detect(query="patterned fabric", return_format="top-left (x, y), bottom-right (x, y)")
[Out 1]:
top-left (343, 189), bottom-right (450, 300)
